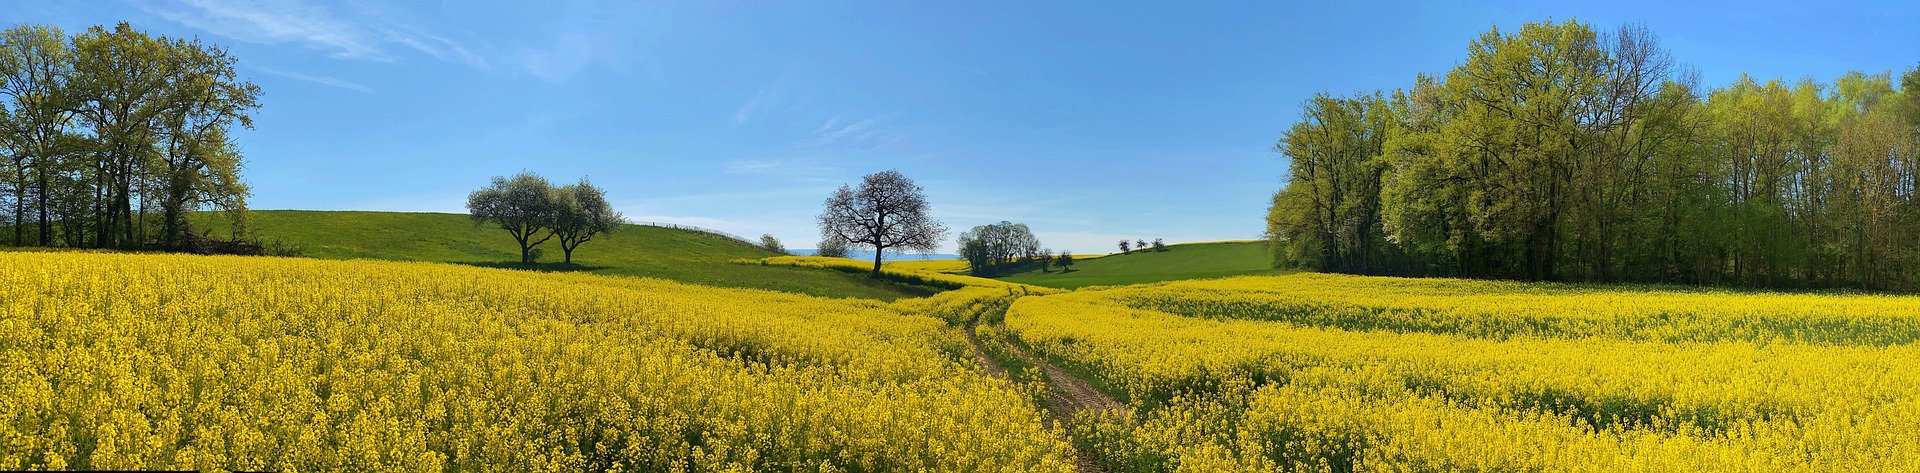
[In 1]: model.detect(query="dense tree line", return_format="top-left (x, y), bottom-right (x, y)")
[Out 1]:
top-left (958, 221), bottom-right (1045, 275)
top-left (0, 23), bottom-right (258, 251)
top-left (1269, 20), bottom-right (1920, 291)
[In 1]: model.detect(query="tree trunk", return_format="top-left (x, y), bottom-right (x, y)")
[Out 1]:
top-left (871, 246), bottom-right (884, 278)
top-left (36, 163), bottom-right (49, 247)
top-left (11, 176), bottom-right (22, 246)
top-left (563, 243), bottom-right (574, 264)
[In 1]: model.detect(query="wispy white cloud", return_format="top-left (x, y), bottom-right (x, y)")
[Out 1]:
top-left (136, 0), bottom-right (486, 67)
top-left (723, 158), bottom-right (840, 179)
top-left (381, 27), bottom-right (487, 68)
top-left (512, 32), bottom-right (601, 82)
top-left (141, 0), bottom-right (393, 61)
top-left (812, 116), bottom-right (842, 134)
top-left (818, 118), bottom-right (877, 141)
top-left (256, 67), bottom-right (374, 93)
top-left (801, 115), bottom-right (906, 151)
top-left (733, 88), bottom-right (774, 125)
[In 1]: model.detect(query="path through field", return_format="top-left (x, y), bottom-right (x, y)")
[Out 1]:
top-left (963, 297), bottom-right (1122, 473)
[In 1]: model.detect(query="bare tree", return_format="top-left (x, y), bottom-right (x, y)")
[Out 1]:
top-left (1056, 251), bottom-right (1075, 272)
top-left (1118, 240), bottom-right (1131, 254)
top-left (1152, 238), bottom-right (1166, 252)
top-left (469, 172), bottom-right (559, 264)
top-left (552, 179), bottom-right (621, 264)
top-left (818, 170), bottom-right (947, 277)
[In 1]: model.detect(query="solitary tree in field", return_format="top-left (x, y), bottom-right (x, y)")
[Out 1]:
top-left (1056, 252), bottom-right (1074, 272)
top-left (818, 170), bottom-right (947, 277)
top-left (552, 180), bottom-right (621, 264)
top-left (816, 234), bottom-right (851, 258)
top-left (760, 234), bottom-right (786, 254)
top-left (469, 172), bottom-right (559, 264)
top-left (1118, 240), bottom-right (1131, 254)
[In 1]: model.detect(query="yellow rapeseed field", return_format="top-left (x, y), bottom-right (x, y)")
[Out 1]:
top-left (0, 252), bottom-right (1073, 472)
top-left (748, 255), bottom-right (1031, 291)
top-left (1006, 273), bottom-right (1920, 471)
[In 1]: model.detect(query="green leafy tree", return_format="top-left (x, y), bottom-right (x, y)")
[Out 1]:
top-left (0, 24), bottom-right (74, 246)
top-left (551, 179), bottom-right (621, 264)
top-left (468, 172), bottom-right (560, 264)
top-left (759, 234), bottom-right (785, 254)
top-left (1272, 19), bottom-right (1920, 290)
top-left (815, 234), bottom-right (851, 258)
top-left (957, 220), bottom-right (1040, 275)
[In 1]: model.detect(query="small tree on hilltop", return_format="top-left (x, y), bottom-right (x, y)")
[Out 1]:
top-left (1152, 238), bottom-right (1166, 252)
top-left (1136, 239), bottom-right (1149, 252)
top-left (469, 172), bottom-right (560, 264)
top-left (552, 179), bottom-right (621, 264)
top-left (816, 234), bottom-right (851, 258)
top-left (760, 234), bottom-right (786, 254)
top-left (818, 170), bottom-right (947, 277)
top-left (1056, 251), bottom-right (1074, 272)
top-left (1118, 240), bottom-right (1131, 254)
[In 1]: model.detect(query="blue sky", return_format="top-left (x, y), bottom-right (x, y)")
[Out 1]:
top-left (9, 1), bottom-right (1918, 252)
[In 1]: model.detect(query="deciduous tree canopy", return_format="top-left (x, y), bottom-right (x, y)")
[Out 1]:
top-left (1269, 19), bottom-right (1920, 291)
top-left (0, 22), bottom-right (258, 251)
top-left (958, 221), bottom-right (1041, 276)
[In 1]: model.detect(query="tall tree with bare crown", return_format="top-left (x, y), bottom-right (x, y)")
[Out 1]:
top-left (818, 170), bottom-right (947, 277)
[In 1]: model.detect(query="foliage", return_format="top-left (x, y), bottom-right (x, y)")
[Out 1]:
top-left (1005, 272), bottom-right (1920, 470)
top-left (468, 174), bottom-right (621, 265)
top-left (0, 22), bottom-right (257, 250)
top-left (550, 179), bottom-right (621, 264)
top-left (818, 170), bottom-right (947, 277)
top-left (467, 172), bottom-right (560, 264)
top-left (1269, 19), bottom-right (1920, 290)
top-left (758, 234), bottom-right (784, 254)
top-left (814, 234), bottom-right (850, 258)
top-left (957, 221), bottom-right (1042, 276)
top-left (0, 252), bottom-right (1075, 471)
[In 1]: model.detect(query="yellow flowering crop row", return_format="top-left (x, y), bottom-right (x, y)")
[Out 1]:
top-left (1006, 275), bottom-right (1920, 470)
top-left (747, 255), bottom-right (1034, 291)
top-left (0, 252), bottom-right (1073, 472)
top-left (1107, 273), bottom-right (1920, 344)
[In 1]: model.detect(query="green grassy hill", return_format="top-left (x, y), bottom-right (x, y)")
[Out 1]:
top-left (221, 210), bottom-right (935, 300)
top-left (999, 240), bottom-right (1284, 289)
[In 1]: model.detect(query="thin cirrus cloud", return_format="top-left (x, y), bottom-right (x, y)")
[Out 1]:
top-left (134, 0), bottom-right (484, 68)
top-left (255, 67), bottom-right (373, 93)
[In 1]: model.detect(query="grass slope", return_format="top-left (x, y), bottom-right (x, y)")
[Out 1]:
top-left (998, 240), bottom-right (1283, 289)
top-left (226, 210), bottom-right (933, 300)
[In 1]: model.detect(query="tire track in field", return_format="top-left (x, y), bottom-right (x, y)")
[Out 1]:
top-left (964, 296), bottom-right (1121, 473)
